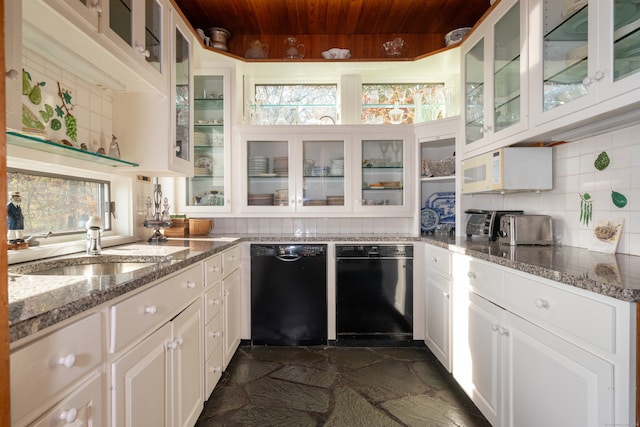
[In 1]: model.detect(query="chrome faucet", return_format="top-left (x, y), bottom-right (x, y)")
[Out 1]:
top-left (86, 216), bottom-right (103, 255)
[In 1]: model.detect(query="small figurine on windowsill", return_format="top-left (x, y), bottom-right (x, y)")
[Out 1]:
top-left (7, 191), bottom-right (28, 250)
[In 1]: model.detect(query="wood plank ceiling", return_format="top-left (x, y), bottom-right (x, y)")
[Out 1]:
top-left (173, 0), bottom-right (492, 59)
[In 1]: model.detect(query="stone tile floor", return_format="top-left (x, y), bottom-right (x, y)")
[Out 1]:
top-left (195, 345), bottom-right (491, 426)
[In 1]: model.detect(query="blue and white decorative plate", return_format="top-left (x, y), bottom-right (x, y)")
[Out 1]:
top-left (424, 191), bottom-right (455, 224)
top-left (421, 207), bottom-right (440, 232)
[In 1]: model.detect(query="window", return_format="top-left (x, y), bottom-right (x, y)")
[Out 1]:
top-left (362, 83), bottom-right (448, 124)
top-left (249, 84), bottom-right (338, 125)
top-left (6, 169), bottom-right (111, 236)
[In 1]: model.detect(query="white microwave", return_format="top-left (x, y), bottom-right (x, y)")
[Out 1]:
top-left (461, 147), bottom-right (553, 194)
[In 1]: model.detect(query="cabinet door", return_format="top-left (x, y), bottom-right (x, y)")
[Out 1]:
top-left (424, 272), bottom-right (451, 371)
top-left (463, 33), bottom-right (487, 147)
top-left (183, 71), bottom-right (232, 212)
top-left (222, 268), bottom-right (242, 369)
top-left (355, 135), bottom-right (413, 214)
top-left (240, 135), bottom-right (295, 213)
top-left (170, 300), bottom-right (203, 427)
top-left (170, 12), bottom-right (193, 175)
top-left (111, 323), bottom-right (171, 427)
top-left (452, 289), bottom-right (504, 427)
top-left (297, 135), bottom-right (350, 212)
top-left (505, 311), bottom-right (614, 427)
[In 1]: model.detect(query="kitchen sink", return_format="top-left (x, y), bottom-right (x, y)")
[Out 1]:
top-left (9, 255), bottom-right (169, 277)
top-left (27, 262), bottom-right (157, 276)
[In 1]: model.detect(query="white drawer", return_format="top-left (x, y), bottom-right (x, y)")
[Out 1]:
top-left (425, 245), bottom-right (451, 277)
top-left (204, 283), bottom-right (222, 323)
top-left (30, 373), bottom-right (102, 427)
top-left (205, 312), bottom-right (223, 359)
top-left (222, 245), bottom-right (241, 278)
top-left (504, 271), bottom-right (616, 354)
top-left (205, 345), bottom-right (223, 399)
top-left (110, 264), bottom-right (201, 353)
top-left (453, 255), bottom-right (504, 301)
top-left (204, 254), bottom-right (222, 288)
top-left (11, 313), bottom-right (102, 424)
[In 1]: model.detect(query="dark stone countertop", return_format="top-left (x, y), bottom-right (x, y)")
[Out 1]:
top-left (8, 239), bottom-right (238, 343)
top-left (8, 234), bottom-right (640, 343)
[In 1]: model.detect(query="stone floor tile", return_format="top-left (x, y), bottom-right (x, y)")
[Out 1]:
top-left (381, 394), bottom-right (493, 427)
top-left (325, 385), bottom-right (403, 427)
top-left (411, 360), bottom-right (452, 391)
top-left (230, 405), bottom-right (317, 427)
top-left (270, 365), bottom-right (339, 389)
top-left (245, 377), bottom-right (330, 413)
top-left (325, 347), bottom-right (385, 370)
top-left (229, 359), bottom-right (281, 384)
top-left (344, 359), bottom-right (431, 402)
top-left (249, 346), bottom-right (327, 366)
top-left (198, 381), bottom-right (248, 419)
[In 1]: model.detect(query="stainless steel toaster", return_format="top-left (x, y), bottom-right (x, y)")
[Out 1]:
top-left (498, 214), bottom-right (553, 246)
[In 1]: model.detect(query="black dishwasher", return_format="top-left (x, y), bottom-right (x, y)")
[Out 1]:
top-left (251, 244), bottom-right (327, 345)
top-left (336, 244), bottom-right (413, 343)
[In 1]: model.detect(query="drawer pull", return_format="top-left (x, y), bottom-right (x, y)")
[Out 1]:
top-left (443, 292), bottom-right (450, 299)
top-left (209, 266), bottom-right (220, 273)
top-left (209, 331), bottom-right (221, 338)
top-left (535, 298), bottom-right (549, 309)
top-left (432, 257), bottom-right (438, 263)
top-left (144, 305), bottom-right (157, 315)
top-left (57, 353), bottom-right (76, 369)
top-left (186, 281), bottom-right (196, 289)
top-left (59, 407), bottom-right (78, 423)
top-left (210, 366), bottom-right (222, 373)
top-left (209, 298), bottom-right (221, 305)
top-left (467, 271), bottom-right (476, 279)
top-left (498, 326), bottom-right (509, 336)
top-left (166, 340), bottom-right (178, 350)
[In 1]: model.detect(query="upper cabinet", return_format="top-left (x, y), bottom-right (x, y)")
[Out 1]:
top-left (529, 0), bottom-right (640, 128)
top-left (45, 0), bottom-right (101, 31)
top-left (462, 0), bottom-right (528, 154)
top-left (102, 0), bottom-right (169, 88)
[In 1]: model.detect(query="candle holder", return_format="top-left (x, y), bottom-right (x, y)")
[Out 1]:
top-left (143, 178), bottom-right (172, 242)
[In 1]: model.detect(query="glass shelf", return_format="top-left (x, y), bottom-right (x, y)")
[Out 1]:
top-left (6, 130), bottom-right (139, 167)
top-left (194, 123), bottom-right (223, 127)
top-left (545, 5), bottom-right (588, 42)
top-left (545, 58), bottom-right (588, 84)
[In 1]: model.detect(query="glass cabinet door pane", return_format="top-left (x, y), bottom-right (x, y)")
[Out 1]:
top-left (361, 140), bottom-right (404, 206)
top-left (542, 3), bottom-right (588, 111)
top-left (175, 28), bottom-right (190, 162)
top-left (613, 1), bottom-right (640, 81)
top-left (247, 141), bottom-right (289, 206)
top-left (465, 39), bottom-right (485, 145)
top-left (186, 75), bottom-right (225, 207)
top-left (302, 140), bottom-right (345, 206)
top-left (145, 0), bottom-right (162, 72)
top-left (494, 1), bottom-right (520, 133)
top-left (110, 0), bottom-right (132, 45)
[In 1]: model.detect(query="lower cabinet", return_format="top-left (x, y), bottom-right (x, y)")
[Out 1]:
top-left (450, 252), bottom-right (631, 427)
top-left (111, 300), bottom-right (203, 427)
top-left (424, 245), bottom-right (452, 371)
top-left (222, 267), bottom-right (242, 369)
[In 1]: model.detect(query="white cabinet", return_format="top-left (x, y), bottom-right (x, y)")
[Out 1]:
top-left (111, 299), bottom-right (202, 427)
top-left (450, 251), bottom-right (634, 427)
top-left (179, 69), bottom-right (233, 213)
top-left (10, 312), bottom-right (103, 426)
top-left (529, 0), bottom-right (640, 129)
top-left (4, 0), bottom-right (22, 129)
top-left (424, 245), bottom-right (452, 371)
top-left (221, 246), bottom-right (242, 369)
top-left (461, 0), bottom-right (528, 154)
top-left (203, 254), bottom-right (223, 398)
top-left (102, 0), bottom-right (168, 85)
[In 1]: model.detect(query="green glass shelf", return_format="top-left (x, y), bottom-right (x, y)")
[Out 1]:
top-left (7, 130), bottom-right (139, 167)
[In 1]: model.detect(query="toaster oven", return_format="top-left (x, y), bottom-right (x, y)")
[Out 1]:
top-left (465, 209), bottom-right (524, 241)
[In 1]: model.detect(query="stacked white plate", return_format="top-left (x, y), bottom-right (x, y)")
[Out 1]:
top-left (248, 193), bottom-right (273, 205)
top-left (273, 157), bottom-right (288, 176)
top-left (249, 155), bottom-right (269, 176)
top-left (330, 158), bottom-right (344, 176)
top-left (195, 132), bottom-right (209, 145)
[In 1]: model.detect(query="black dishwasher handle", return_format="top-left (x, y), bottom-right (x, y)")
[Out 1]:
top-left (276, 254), bottom-right (302, 262)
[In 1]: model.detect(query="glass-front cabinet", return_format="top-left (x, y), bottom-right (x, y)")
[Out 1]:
top-left (169, 12), bottom-right (192, 175)
top-left (180, 71), bottom-right (231, 212)
top-left (104, 0), bottom-right (167, 81)
top-left (240, 132), bottom-right (350, 213)
top-left (530, 0), bottom-right (640, 126)
top-left (463, 0), bottom-right (526, 152)
top-left (355, 133), bottom-right (412, 214)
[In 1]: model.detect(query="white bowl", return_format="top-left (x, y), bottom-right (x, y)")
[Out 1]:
top-left (322, 48), bottom-right (351, 59)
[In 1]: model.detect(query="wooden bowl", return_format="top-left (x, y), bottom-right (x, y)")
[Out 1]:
top-left (189, 219), bottom-right (212, 235)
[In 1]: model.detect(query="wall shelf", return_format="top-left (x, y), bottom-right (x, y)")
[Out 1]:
top-left (6, 130), bottom-right (139, 167)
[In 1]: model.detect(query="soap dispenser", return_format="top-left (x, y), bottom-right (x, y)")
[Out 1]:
top-left (86, 216), bottom-right (103, 255)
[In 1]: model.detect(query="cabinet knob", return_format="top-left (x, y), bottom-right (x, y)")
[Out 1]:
top-left (209, 266), bottom-right (220, 273)
top-left (491, 324), bottom-right (499, 332)
top-left (185, 281), bottom-right (196, 289)
top-left (535, 298), bottom-right (549, 309)
top-left (135, 43), bottom-right (151, 58)
top-left (498, 326), bottom-right (509, 336)
top-left (166, 340), bottom-right (178, 350)
top-left (210, 298), bottom-right (220, 305)
top-left (431, 257), bottom-right (438, 263)
top-left (210, 366), bottom-right (222, 373)
top-left (209, 331), bottom-right (221, 338)
top-left (144, 305), bottom-right (157, 315)
top-left (443, 292), bottom-right (450, 299)
top-left (57, 353), bottom-right (76, 369)
top-left (59, 407), bottom-right (78, 423)
top-left (467, 271), bottom-right (476, 279)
